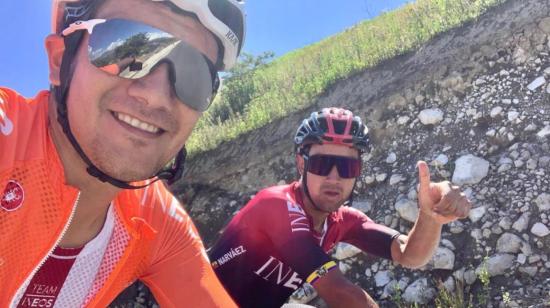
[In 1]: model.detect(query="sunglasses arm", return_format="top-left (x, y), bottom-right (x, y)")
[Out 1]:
top-left (62, 19), bottom-right (106, 36)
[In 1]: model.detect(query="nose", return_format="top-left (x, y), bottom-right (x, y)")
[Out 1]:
top-left (127, 62), bottom-right (175, 107)
top-left (325, 165), bottom-right (341, 180)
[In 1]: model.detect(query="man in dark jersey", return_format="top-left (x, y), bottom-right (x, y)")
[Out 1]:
top-left (209, 108), bottom-right (471, 308)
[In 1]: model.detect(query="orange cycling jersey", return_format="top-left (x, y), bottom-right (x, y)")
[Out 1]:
top-left (0, 87), bottom-right (236, 307)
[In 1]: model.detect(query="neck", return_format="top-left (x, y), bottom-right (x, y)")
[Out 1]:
top-left (297, 181), bottom-right (330, 233)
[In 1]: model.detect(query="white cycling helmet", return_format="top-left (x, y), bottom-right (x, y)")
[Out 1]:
top-left (51, 0), bottom-right (246, 70)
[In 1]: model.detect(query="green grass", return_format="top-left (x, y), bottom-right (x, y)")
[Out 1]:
top-left (187, 0), bottom-right (505, 156)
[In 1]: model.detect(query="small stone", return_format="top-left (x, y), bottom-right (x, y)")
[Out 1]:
top-left (418, 108), bottom-right (444, 125)
top-left (429, 247), bottom-right (455, 270)
top-left (364, 175), bottom-right (375, 185)
top-left (477, 254), bottom-right (514, 277)
top-left (431, 154), bottom-right (449, 166)
top-left (389, 174), bottom-right (405, 185)
top-left (333, 243), bottom-right (362, 260)
top-left (517, 254), bottom-right (527, 264)
top-left (469, 206), bottom-right (486, 223)
top-left (519, 266), bottom-right (538, 277)
top-left (507, 111), bottom-right (519, 121)
top-left (397, 116), bottom-right (410, 125)
top-left (537, 126), bottom-right (550, 138)
top-left (395, 198), bottom-right (418, 223)
top-left (374, 270), bottom-right (392, 287)
top-left (386, 152), bottom-right (397, 164)
top-left (531, 223), bottom-right (550, 237)
top-left (490, 106), bottom-right (503, 118)
top-left (402, 278), bottom-right (437, 304)
top-left (376, 173), bottom-right (387, 182)
top-left (497, 164), bottom-right (512, 173)
top-left (452, 155), bottom-right (490, 185)
top-left (535, 193), bottom-right (550, 211)
top-left (496, 233), bottom-right (523, 253)
top-left (527, 76), bottom-right (546, 91)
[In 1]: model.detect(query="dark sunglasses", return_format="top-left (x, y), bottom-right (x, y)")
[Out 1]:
top-left (305, 155), bottom-right (362, 179)
top-left (62, 18), bottom-right (219, 111)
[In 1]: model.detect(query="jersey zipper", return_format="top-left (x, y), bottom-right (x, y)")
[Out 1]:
top-left (9, 192), bottom-right (81, 307)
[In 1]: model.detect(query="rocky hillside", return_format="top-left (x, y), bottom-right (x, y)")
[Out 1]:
top-left (112, 0), bottom-right (550, 306)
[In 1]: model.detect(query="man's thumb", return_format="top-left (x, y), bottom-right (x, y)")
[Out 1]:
top-left (417, 161), bottom-right (431, 196)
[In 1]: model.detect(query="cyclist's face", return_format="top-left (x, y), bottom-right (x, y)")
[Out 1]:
top-left (64, 0), bottom-right (218, 182)
top-left (298, 143), bottom-right (359, 213)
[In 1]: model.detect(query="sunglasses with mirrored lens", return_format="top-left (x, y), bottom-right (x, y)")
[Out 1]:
top-left (63, 18), bottom-right (218, 111)
top-left (305, 155), bottom-right (362, 179)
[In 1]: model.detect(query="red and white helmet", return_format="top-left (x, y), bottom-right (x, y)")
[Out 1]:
top-left (294, 107), bottom-right (370, 153)
top-left (51, 0), bottom-right (246, 70)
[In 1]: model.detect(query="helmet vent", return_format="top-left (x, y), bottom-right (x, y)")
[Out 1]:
top-left (333, 120), bottom-right (347, 135)
top-left (318, 118), bottom-right (328, 132)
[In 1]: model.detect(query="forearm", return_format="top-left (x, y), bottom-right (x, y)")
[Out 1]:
top-left (398, 211), bottom-right (443, 268)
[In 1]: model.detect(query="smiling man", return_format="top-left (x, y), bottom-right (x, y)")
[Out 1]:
top-left (209, 107), bottom-right (472, 308)
top-left (0, 0), bottom-right (245, 306)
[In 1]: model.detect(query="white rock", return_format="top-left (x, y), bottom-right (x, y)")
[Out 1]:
top-left (535, 193), bottom-right (550, 211)
top-left (527, 76), bottom-right (546, 91)
top-left (477, 254), bottom-right (515, 277)
top-left (517, 254), bottom-right (527, 264)
top-left (464, 269), bottom-right (477, 285)
top-left (364, 175), bottom-right (375, 185)
top-left (452, 154), bottom-right (490, 185)
top-left (397, 116), bottom-right (410, 125)
top-left (497, 164), bottom-right (512, 173)
top-left (490, 106), bottom-right (503, 118)
top-left (386, 152), bottom-right (397, 164)
top-left (389, 174), bottom-right (405, 185)
top-left (402, 278), bottom-right (437, 304)
top-left (333, 243), bottom-right (362, 260)
top-left (431, 154), bottom-right (449, 166)
top-left (374, 270), bottom-right (392, 287)
top-left (525, 124), bottom-right (538, 131)
top-left (440, 239), bottom-right (456, 250)
top-left (338, 262), bottom-right (352, 274)
top-left (469, 206), bottom-right (486, 223)
top-left (429, 247), bottom-right (455, 270)
top-left (537, 126), bottom-right (550, 138)
top-left (519, 266), bottom-right (538, 277)
top-left (512, 213), bottom-right (530, 232)
top-left (364, 268), bottom-right (372, 277)
top-left (531, 223), bottom-right (550, 237)
top-left (418, 108), bottom-right (444, 125)
top-left (395, 198), bottom-right (419, 223)
top-left (507, 111), bottom-right (519, 121)
top-left (496, 233), bottom-right (523, 253)
top-left (376, 173), bottom-right (387, 182)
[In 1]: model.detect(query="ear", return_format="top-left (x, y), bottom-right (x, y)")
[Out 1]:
top-left (45, 34), bottom-right (66, 86)
top-left (295, 154), bottom-right (305, 176)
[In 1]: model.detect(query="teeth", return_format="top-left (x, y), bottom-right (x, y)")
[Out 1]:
top-left (114, 112), bottom-right (160, 134)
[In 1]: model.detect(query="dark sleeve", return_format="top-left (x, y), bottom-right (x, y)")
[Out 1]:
top-left (261, 199), bottom-right (332, 279)
top-left (340, 207), bottom-right (400, 260)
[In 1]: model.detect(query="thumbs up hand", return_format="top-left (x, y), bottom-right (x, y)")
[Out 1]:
top-left (416, 161), bottom-right (471, 225)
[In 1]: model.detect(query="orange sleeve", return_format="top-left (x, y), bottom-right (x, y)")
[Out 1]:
top-left (0, 88), bottom-right (49, 174)
top-left (139, 183), bottom-right (237, 308)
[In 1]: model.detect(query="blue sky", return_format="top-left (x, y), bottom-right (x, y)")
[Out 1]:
top-left (0, 0), bottom-right (409, 97)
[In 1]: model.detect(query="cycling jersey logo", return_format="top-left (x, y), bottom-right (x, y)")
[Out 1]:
top-left (212, 245), bottom-right (246, 268)
top-left (0, 97), bottom-right (14, 136)
top-left (1, 180), bottom-right (25, 211)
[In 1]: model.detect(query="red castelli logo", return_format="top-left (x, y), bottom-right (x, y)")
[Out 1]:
top-left (1, 180), bottom-right (25, 211)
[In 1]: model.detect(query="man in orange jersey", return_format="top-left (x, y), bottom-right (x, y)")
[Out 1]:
top-left (0, 0), bottom-right (245, 306)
